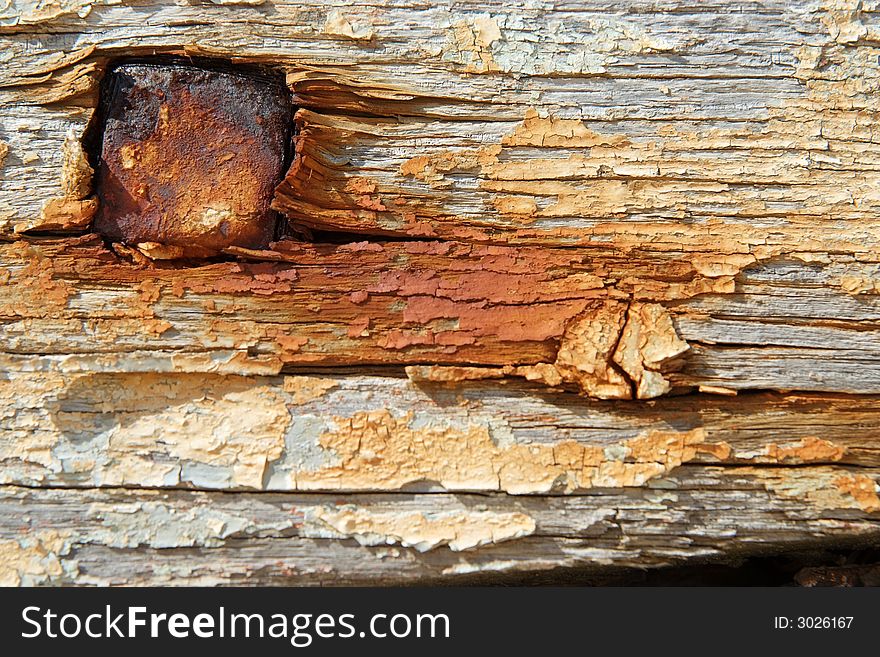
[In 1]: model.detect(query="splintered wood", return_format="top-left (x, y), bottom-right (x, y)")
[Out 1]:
top-left (0, 0), bottom-right (879, 585)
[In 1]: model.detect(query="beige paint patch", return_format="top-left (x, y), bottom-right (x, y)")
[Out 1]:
top-left (405, 365), bottom-right (509, 383)
top-left (690, 253), bottom-right (758, 278)
top-left (698, 385), bottom-right (738, 396)
top-left (755, 468), bottom-right (880, 513)
top-left (741, 437), bottom-right (847, 464)
top-left (0, 371), bottom-right (67, 478)
top-left (283, 376), bottom-right (338, 405)
top-left (324, 8), bottom-right (375, 41)
top-left (108, 384), bottom-right (290, 489)
top-left (295, 408), bottom-right (709, 494)
top-left (503, 109), bottom-right (631, 148)
top-left (400, 145), bottom-right (501, 188)
top-left (0, 530), bottom-right (73, 586)
top-left (136, 242), bottom-right (186, 260)
top-left (308, 506), bottom-right (535, 552)
top-left (839, 275), bottom-right (880, 295)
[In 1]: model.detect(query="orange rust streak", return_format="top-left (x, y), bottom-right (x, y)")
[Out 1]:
top-left (0, 235), bottom-right (722, 377)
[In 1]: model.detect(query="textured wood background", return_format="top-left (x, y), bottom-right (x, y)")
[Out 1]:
top-left (1, 0), bottom-right (879, 585)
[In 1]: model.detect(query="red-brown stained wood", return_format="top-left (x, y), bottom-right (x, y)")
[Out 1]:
top-left (0, 234), bottom-right (734, 400)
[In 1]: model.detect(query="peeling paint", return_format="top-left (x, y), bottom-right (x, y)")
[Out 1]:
top-left (308, 506), bottom-right (535, 551)
top-left (441, 13), bottom-right (678, 75)
top-left (295, 408), bottom-right (709, 494)
top-left (0, 0), bottom-right (120, 26)
top-left (0, 530), bottom-right (74, 586)
top-left (1, 0), bottom-right (879, 589)
top-left (757, 468), bottom-right (880, 514)
top-left (741, 437), bottom-right (846, 464)
top-left (16, 128), bottom-right (95, 233)
top-left (840, 275), bottom-right (880, 295)
top-left (283, 376), bottom-right (338, 405)
top-left (60, 127), bottom-right (93, 199)
top-left (105, 381), bottom-right (290, 489)
top-left (324, 8), bottom-right (375, 41)
top-left (834, 474), bottom-right (880, 513)
top-left (16, 197), bottom-right (96, 233)
top-left (515, 301), bottom-right (688, 399)
top-left (87, 500), bottom-right (281, 548)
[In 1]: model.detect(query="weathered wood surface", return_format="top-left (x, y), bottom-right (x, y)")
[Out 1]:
top-left (1, 0), bottom-right (880, 584)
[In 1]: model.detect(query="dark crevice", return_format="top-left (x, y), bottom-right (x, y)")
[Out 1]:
top-left (296, 227), bottom-right (447, 245)
top-left (441, 547), bottom-right (880, 587)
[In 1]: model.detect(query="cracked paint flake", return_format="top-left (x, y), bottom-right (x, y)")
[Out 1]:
top-left (515, 301), bottom-right (688, 399)
top-left (613, 303), bottom-right (690, 399)
top-left (0, 530), bottom-right (74, 586)
top-left (294, 408), bottom-right (711, 494)
top-left (323, 8), bottom-right (375, 41)
top-left (104, 379), bottom-right (290, 489)
top-left (307, 506), bottom-right (536, 552)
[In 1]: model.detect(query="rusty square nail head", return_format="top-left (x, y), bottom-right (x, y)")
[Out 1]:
top-left (94, 61), bottom-right (292, 259)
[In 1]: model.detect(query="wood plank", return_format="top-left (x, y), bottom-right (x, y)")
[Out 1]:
top-left (3, 237), bottom-right (879, 395)
top-left (1, 1), bottom-right (879, 252)
top-left (2, 473), bottom-right (877, 585)
top-left (2, 371), bottom-right (879, 491)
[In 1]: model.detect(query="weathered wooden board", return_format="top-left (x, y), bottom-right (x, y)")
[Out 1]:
top-left (2, 476), bottom-right (878, 586)
top-left (4, 371), bottom-right (880, 489)
top-left (1, 0), bottom-right (879, 584)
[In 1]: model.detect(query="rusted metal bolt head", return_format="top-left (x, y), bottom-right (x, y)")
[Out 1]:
top-left (94, 63), bottom-right (292, 258)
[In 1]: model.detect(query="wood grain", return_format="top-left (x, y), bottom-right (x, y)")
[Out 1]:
top-left (1, 0), bottom-right (879, 584)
